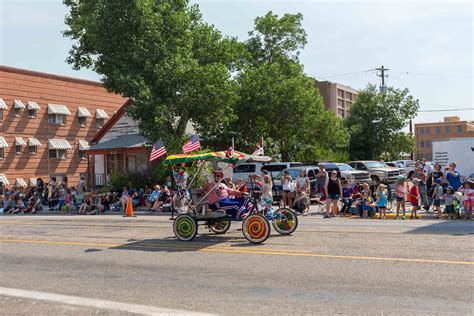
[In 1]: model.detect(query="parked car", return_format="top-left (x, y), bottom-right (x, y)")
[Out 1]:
top-left (232, 162), bottom-right (302, 184)
top-left (334, 163), bottom-right (371, 185)
top-left (385, 162), bottom-right (406, 175)
top-left (273, 163), bottom-right (342, 202)
top-left (348, 160), bottom-right (401, 185)
top-left (394, 160), bottom-right (416, 178)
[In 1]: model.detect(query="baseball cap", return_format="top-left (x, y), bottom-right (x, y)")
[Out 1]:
top-left (435, 178), bottom-right (442, 184)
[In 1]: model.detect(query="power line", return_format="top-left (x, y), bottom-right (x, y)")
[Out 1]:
top-left (391, 71), bottom-right (473, 78)
top-left (317, 69), bottom-right (376, 80)
top-left (418, 108), bottom-right (474, 113)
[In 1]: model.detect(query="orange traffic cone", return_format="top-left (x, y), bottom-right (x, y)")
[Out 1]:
top-left (124, 197), bottom-right (136, 217)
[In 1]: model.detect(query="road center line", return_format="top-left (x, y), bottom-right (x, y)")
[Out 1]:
top-left (1, 238), bottom-right (472, 266)
top-left (0, 287), bottom-right (212, 315)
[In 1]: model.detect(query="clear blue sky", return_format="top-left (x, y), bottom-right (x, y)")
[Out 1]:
top-left (1, 0), bottom-right (472, 124)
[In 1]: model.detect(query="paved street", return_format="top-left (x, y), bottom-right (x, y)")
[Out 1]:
top-left (1, 212), bottom-right (473, 315)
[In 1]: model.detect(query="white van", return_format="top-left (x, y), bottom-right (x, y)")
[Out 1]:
top-left (232, 162), bottom-right (302, 183)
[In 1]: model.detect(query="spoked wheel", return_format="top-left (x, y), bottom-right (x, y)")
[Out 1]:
top-left (242, 214), bottom-right (270, 244)
top-left (272, 207), bottom-right (298, 235)
top-left (173, 214), bottom-right (197, 241)
top-left (208, 220), bottom-right (231, 234)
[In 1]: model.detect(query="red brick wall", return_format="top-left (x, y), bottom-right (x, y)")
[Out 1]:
top-left (0, 66), bottom-right (126, 188)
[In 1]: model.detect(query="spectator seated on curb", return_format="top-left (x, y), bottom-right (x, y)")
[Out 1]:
top-left (293, 191), bottom-right (309, 215)
top-left (3, 194), bottom-right (15, 214)
top-left (11, 197), bottom-right (26, 214)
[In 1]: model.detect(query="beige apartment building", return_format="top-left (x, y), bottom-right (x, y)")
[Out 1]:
top-left (315, 80), bottom-right (358, 118)
top-left (414, 116), bottom-right (474, 160)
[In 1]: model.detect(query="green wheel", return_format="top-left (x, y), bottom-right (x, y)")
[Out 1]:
top-left (242, 214), bottom-right (270, 244)
top-left (208, 220), bottom-right (231, 234)
top-left (173, 214), bottom-right (197, 241)
top-left (272, 207), bottom-right (298, 235)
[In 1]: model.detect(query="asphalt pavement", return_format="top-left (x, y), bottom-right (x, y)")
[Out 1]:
top-left (0, 210), bottom-right (473, 315)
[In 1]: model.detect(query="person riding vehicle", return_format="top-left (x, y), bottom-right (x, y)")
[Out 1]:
top-left (203, 168), bottom-right (254, 218)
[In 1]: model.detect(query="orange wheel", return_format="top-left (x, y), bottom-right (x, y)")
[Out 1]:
top-left (242, 214), bottom-right (270, 244)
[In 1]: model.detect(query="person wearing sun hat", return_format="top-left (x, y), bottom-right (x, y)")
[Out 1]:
top-left (203, 167), bottom-right (253, 218)
top-left (394, 174), bottom-right (408, 219)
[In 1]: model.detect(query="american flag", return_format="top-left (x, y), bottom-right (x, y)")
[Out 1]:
top-left (182, 134), bottom-right (201, 153)
top-left (149, 140), bottom-right (167, 162)
top-left (252, 137), bottom-right (264, 156)
top-left (225, 145), bottom-right (233, 158)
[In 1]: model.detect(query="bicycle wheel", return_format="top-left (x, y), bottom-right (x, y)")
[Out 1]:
top-left (208, 220), bottom-right (231, 234)
top-left (173, 214), bottom-right (197, 241)
top-left (272, 207), bottom-right (298, 235)
top-left (242, 214), bottom-right (270, 244)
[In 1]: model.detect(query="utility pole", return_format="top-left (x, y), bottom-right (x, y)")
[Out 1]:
top-left (376, 65), bottom-right (389, 93)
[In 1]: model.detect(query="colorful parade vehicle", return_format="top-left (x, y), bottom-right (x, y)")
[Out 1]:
top-left (163, 150), bottom-right (298, 244)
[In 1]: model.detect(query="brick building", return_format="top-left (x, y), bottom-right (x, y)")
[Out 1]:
top-left (414, 116), bottom-right (474, 160)
top-left (315, 80), bottom-right (358, 118)
top-left (0, 66), bottom-right (126, 188)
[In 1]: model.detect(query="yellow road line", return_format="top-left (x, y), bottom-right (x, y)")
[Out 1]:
top-left (1, 238), bottom-right (472, 266)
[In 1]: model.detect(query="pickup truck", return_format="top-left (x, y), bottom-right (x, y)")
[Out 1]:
top-left (348, 160), bottom-right (401, 185)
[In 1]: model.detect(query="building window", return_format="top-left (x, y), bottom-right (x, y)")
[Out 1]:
top-left (337, 89), bottom-right (344, 98)
top-left (29, 145), bottom-right (37, 154)
top-left (28, 109), bottom-right (37, 117)
top-left (49, 149), bottom-right (67, 159)
top-left (445, 126), bottom-right (451, 133)
top-left (96, 118), bottom-right (105, 128)
top-left (48, 114), bottom-right (65, 125)
top-left (420, 141), bottom-right (425, 147)
top-left (420, 127), bottom-right (425, 134)
top-left (436, 127), bottom-right (441, 134)
top-left (78, 116), bottom-right (87, 127)
top-left (426, 140), bottom-right (431, 147)
top-left (426, 127), bottom-right (430, 134)
top-left (457, 125), bottom-right (463, 133)
top-left (14, 108), bottom-right (22, 117)
top-left (15, 145), bottom-right (22, 154)
top-left (0, 148), bottom-right (4, 159)
top-left (79, 150), bottom-right (86, 160)
top-left (346, 92), bottom-right (353, 101)
top-left (337, 99), bottom-right (344, 107)
top-left (0, 110), bottom-right (3, 121)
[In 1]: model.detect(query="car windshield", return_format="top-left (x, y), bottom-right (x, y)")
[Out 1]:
top-left (276, 169), bottom-right (302, 180)
top-left (336, 164), bottom-right (354, 171)
top-left (365, 161), bottom-right (386, 168)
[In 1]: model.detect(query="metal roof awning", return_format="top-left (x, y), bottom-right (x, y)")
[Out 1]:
top-left (95, 109), bottom-right (109, 119)
top-left (77, 107), bottom-right (92, 117)
top-left (0, 174), bottom-right (9, 186)
top-left (48, 139), bottom-right (72, 150)
top-left (28, 138), bottom-right (42, 147)
top-left (15, 178), bottom-right (28, 188)
top-left (0, 99), bottom-right (7, 110)
top-left (78, 140), bottom-right (90, 151)
top-left (88, 134), bottom-right (148, 151)
top-left (29, 178), bottom-right (37, 186)
top-left (0, 137), bottom-right (9, 148)
top-left (27, 101), bottom-right (41, 110)
top-left (15, 137), bottom-right (27, 146)
top-left (48, 104), bottom-right (71, 116)
top-left (14, 100), bottom-right (25, 109)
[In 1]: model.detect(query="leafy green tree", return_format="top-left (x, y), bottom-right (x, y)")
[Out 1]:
top-left (63, 0), bottom-right (242, 150)
top-left (345, 84), bottom-right (419, 161)
top-left (224, 11), bottom-right (348, 160)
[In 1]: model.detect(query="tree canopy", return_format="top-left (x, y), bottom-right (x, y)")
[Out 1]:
top-left (344, 84), bottom-right (419, 161)
top-left (63, 0), bottom-right (242, 149)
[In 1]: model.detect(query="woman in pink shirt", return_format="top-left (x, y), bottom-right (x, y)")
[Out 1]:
top-left (203, 168), bottom-right (251, 218)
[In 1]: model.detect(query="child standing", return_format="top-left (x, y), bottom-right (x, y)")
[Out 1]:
top-left (409, 179), bottom-right (420, 219)
top-left (461, 180), bottom-right (473, 220)
top-left (395, 175), bottom-right (408, 219)
top-left (376, 184), bottom-right (388, 219)
top-left (432, 178), bottom-right (444, 219)
top-left (442, 186), bottom-right (455, 219)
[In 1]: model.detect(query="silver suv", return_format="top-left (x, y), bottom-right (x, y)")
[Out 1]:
top-left (335, 163), bottom-right (371, 185)
top-left (348, 160), bottom-right (401, 185)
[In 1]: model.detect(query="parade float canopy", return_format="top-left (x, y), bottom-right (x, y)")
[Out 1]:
top-left (163, 150), bottom-right (271, 165)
